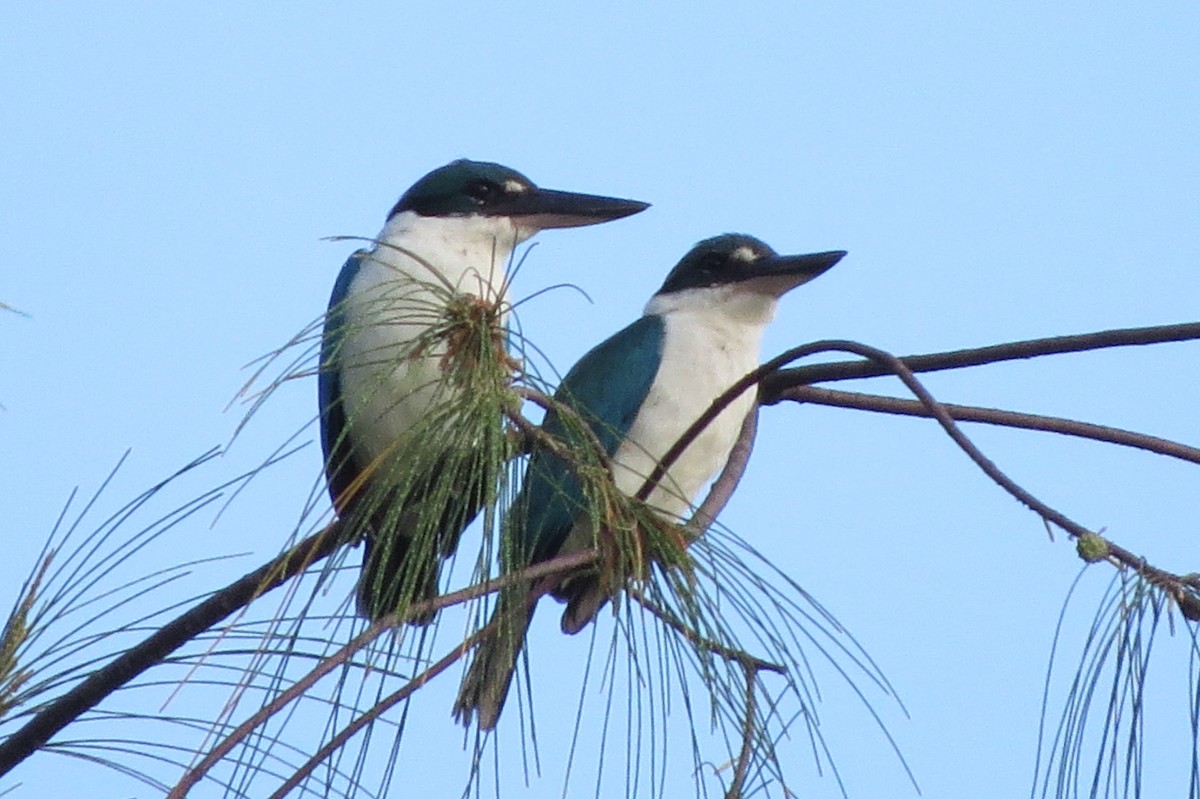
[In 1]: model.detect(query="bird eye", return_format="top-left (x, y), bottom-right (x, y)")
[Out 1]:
top-left (465, 180), bottom-right (497, 203)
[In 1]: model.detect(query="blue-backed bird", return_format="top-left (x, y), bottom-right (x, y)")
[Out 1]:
top-left (319, 159), bottom-right (648, 622)
top-left (454, 233), bottom-right (846, 728)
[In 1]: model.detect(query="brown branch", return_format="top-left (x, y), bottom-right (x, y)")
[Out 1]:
top-left (686, 408), bottom-right (760, 537)
top-left (637, 592), bottom-right (777, 799)
top-left (634, 587), bottom-right (779, 799)
top-left (759, 321), bottom-right (1200, 399)
top-left (781, 386), bottom-right (1200, 466)
top-left (511, 387), bottom-right (612, 469)
top-left (0, 523), bottom-right (345, 778)
top-left (630, 590), bottom-right (785, 799)
top-left (785, 342), bottom-right (1200, 621)
top-left (167, 548), bottom-right (598, 798)
top-left (627, 591), bottom-right (781, 797)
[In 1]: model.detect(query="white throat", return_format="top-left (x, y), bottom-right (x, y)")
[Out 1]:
top-left (337, 211), bottom-right (530, 462)
top-left (372, 211), bottom-right (533, 301)
top-left (643, 283), bottom-right (781, 328)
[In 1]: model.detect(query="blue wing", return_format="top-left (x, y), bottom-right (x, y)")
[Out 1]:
top-left (319, 250), bottom-right (368, 509)
top-left (521, 314), bottom-right (665, 563)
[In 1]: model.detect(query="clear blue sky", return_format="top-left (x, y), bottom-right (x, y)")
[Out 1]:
top-left (2, 3), bottom-right (1199, 797)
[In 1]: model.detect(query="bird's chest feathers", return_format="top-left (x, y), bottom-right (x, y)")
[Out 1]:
top-left (338, 214), bottom-right (519, 453)
top-left (348, 214), bottom-right (520, 317)
top-left (613, 310), bottom-right (764, 517)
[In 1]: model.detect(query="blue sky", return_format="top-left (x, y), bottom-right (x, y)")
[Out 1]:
top-left (2, 3), bottom-right (1199, 797)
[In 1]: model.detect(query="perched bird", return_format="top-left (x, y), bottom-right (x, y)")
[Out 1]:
top-left (454, 233), bottom-right (846, 729)
top-left (319, 159), bottom-right (648, 622)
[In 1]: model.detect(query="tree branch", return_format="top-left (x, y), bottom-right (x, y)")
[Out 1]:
top-left (7, 321), bottom-right (1199, 785)
top-left (780, 386), bottom-right (1200, 466)
top-left (759, 321), bottom-right (1200, 398)
top-left (685, 408), bottom-right (760, 538)
top-left (785, 342), bottom-right (1200, 620)
top-left (630, 591), bottom-right (785, 675)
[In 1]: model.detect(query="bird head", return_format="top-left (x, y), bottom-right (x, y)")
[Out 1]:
top-left (657, 234), bottom-right (846, 299)
top-left (388, 159), bottom-right (649, 236)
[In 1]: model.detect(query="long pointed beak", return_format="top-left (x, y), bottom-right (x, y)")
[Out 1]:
top-left (744, 250), bottom-right (847, 297)
top-left (494, 187), bottom-right (650, 230)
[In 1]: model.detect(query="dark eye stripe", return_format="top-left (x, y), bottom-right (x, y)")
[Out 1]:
top-left (465, 180), bottom-right (496, 202)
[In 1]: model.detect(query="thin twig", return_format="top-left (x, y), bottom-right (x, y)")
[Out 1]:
top-left (638, 338), bottom-right (870, 503)
top-left (634, 588), bottom-right (779, 799)
top-left (513, 386), bottom-right (614, 470)
top-left (781, 385), bottom-right (1200, 466)
top-left (794, 341), bottom-right (1200, 621)
top-left (759, 321), bottom-right (1200, 397)
top-left (686, 409), bottom-right (760, 538)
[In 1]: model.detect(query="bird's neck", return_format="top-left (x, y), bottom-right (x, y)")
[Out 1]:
top-left (643, 285), bottom-right (779, 331)
top-left (373, 211), bottom-right (533, 301)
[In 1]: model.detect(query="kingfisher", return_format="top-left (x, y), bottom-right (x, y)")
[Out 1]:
top-left (454, 233), bottom-right (846, 729)
top-left (319, 159), bottom-right (648, 622)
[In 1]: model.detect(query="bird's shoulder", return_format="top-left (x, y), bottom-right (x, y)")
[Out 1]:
top-left (547, 314), bottom-right (665, 455)
top-left (518, 314), bottom-right (664, 562)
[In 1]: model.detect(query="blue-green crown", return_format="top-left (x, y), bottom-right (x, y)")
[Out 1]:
top-left (656, 234), bottom-right (845, 296)
top-left (657, 234), bottom-right (777, 294)
top-left (388, 160), bottom-right (535, 218)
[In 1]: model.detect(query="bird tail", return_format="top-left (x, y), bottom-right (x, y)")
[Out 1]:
top-left (453, 593), bottom-right (537, 730)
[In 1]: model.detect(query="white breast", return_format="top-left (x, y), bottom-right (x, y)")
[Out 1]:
top-left (609, 285), bottom-right (777, 520)
top-left (338, 212), bottom-right (525, 462)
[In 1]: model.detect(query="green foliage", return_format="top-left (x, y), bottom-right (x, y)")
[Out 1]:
top-left (0, 556), bottom-right (45, 719)
top-left (1034, 569), bottom-right (1200, 798)
top-left (0, 449), bottom-right (295, 792)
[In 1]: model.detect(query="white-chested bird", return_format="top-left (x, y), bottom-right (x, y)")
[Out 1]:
top-left (454, 233), bottom-right (845, 728)
top-left (319, 159), bottom-right (648, 621)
